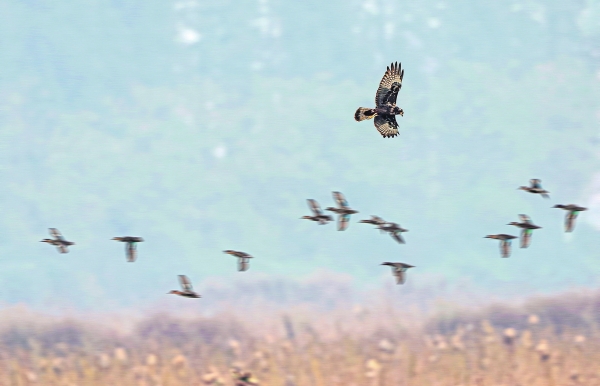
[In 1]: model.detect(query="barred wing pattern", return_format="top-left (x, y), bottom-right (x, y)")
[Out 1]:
top-left (374, 115), bottom-right (399, 138)
top-left (375, 62), bottom-right (404, 107)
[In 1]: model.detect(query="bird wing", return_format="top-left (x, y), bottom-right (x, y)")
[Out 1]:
top-left (372, 215), bottom-right (385, 224)
top-left (520, 229), bottom-right (532, 248)
top-left (530, 179), bottom-right (542, 189)
top-left (178, 275), bottom-right (194, 291)
top-left (49, 228), bottom-right (65, 241)
top-left (565, 212), bottom-right (578, 232)
top-left (374, 115), bottom-right (399, 138)
top-left (57, 244), bottom-right (68, 254)
top-left (332, 191), bottom-right (349, 209)
top-left (375, 62), bottom-right (404, 107)
top-left (541, 192), bottom-right (550, 199)
top-left (126, 243), bottom-right (137, 262)
top-left (338, 214), bottom-right (350, 231)
top-left (238, 258), bottom-right (249, 272)
top-left (394, 269), bottom-right (406, 285)
top-left (390, 231), bottom-right (405, 244)
top-left (500, 240), bottom-right (511, 258)
top-left (307, 199), bottom-right (323, 216)
top-left (518, 214), bottom-right (532, 224)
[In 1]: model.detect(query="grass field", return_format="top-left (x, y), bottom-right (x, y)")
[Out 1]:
top-left (0, 288), bottom-right (599, 386)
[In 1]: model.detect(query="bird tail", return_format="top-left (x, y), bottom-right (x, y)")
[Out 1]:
top-left (354, 107), bottom-right (376, 121)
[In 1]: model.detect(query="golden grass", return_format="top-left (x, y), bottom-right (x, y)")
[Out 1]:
top-left (0, 290), bottom-right (600, 385)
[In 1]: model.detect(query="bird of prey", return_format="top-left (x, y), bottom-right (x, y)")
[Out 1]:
top-left (325, 191), bottom-right (359, 231)
top-left (378, 222), bottom-right (409, 244)
top-left (112, 236), bottom-right (144, 262)
top-left (223, 250), bottom-right (253, 271)
top-left (40, 228), bottom-right (75, 253)
top-left (507, 215), bottom-right (541, 248)
top-left (381, 262), bottom-right (415, 285)
top-left (553, 204), bottom-right (588, 232)
top-left (301, 199), bottom-right (333, 225)
top-left (167, 275), bottom-right (201, 298)
top-left (484, 234), bottom-right (518, 258)
top-left (359, 215), bottom-right (387, 226)
top-left (518, 179), bottom-right (550, 199)
top-left (355, 62), bottom-right (405, 138)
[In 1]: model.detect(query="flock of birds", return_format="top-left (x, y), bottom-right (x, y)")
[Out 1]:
top-left (485, 178), bottom-right (587, 258)
top-left (37, 62), bottom-right (589, 296)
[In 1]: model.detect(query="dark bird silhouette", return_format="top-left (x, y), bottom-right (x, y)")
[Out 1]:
top-left (167, 275), bottom-right (201, 298)
top-left (223, 250), bottom-right (253, 271)
top-left (301, 199), bottom-right (333, 225)
top-left (112, 236), bottom-right (144, 262)
top-left (355, 62), bottom-right (404, 138)
top-left (484, 234), bottom-right (518, 258)
top-left (359, 215), bottom-right (386, 226)
top-left (40, 228), bottom-right (75, 253)
top-left (381, 262), bottom-right (415, 284)
top-left (518, 179), bottom-right (550, 199)
top-left (325, 191), bottom-right (359, 231)
top-left (379, 222), bottom-right (409, 244)
top-left (507, 215), bottom-right (541, 248)
top-left (553, 204), bottom-right (587, 232)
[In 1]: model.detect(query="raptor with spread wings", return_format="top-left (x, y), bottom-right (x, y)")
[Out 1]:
top-left (355, 62), bottom-right (405, 138)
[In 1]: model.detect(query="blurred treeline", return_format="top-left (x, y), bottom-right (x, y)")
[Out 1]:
top-left (1, 289), bottom-right (600, 385)
top-left (0, 0), bottom-right (599, 308)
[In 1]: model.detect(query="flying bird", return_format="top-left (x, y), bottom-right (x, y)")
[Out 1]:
top-left (355, 62), bottom-right (405, 138)
top-left (484, 234), bottom-right (518, 258)
top-left (167, 275), bottom-right (201, 298)
top-left (112, 236), bottom-right (144, 262)
top-left (325, 191), bottom-right (359, 231)
top-left (40, 228), bottom-right (75, 253)
top-left (301, 199), bottom-right (333, 225)
top-left (507, 215), bottom-right (541, 248)
top-left (553, 204), bottom-right (587, 232)
top-left (378, 222), bottom-right (409, 243)
top-left (224, 250), bottom-right (253, 271)
top-left (359, 215), bottom-right (386, 226)
top-left (518, 179), bottom-right (550, 199)
top-left (381, 262), bottom-right (415, 284)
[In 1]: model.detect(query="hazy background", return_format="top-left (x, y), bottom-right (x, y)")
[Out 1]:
top-left (1, 0), bottom-right (600, 313)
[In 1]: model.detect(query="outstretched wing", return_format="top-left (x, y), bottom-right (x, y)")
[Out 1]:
top-left (57, 245), bottom-right (68, 254)
top-left (500, 240), bottom-right (511, 258)
top-left (374, 115), bottom-right (399, 138)
top-left (520, 229), bottom-right (532, 248)
top-left (390, 231), bottom-right (405, 244)
top-left (332, 191), bottom-right (349, 209)
top-left (178, 275), bottom-right (194, 291)
top-left (375, 62), bottom-right (404, 107)
top-left (307, 199), bottom-right (323, 216)
top-left (518, 214), bottom-right (532, 224)
top-left (394, 269), bottom-right (406, 285)
top-left (238, 258), bottom-right (249, 272)
top-left (49, 228), bottom-right (65, 241)
top-left (126, 243), bottom-right (137, 262)
top-left (338, 214), bottom-right (351, 231)
top-left (530, 179), bottom-right (542, 189)
top-left (565, 212), bottom-right (578, 232)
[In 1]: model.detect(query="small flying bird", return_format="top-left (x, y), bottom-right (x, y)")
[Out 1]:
top-left (378, 222), bottom-right (409, 243)
top-left (359, 215), bottom-right (387, 226)
top-left (484, 234), bottom-right (518, 258)
top-left (167, 275), bottom-right (201, 298)
top-left (381, 262), bottom-right (415, 285)
top-left (518, 179), bottom-right (550, 199)
top-left (112, 236), bottom-right (144, 262)
top-left (325, 191), bottom-right (359, 231)
top-left (40, 228), bottom-right (75, 253)
top-left (507, 215), bottom-right (541, 248)
top-left (301, 199), bottom-right (333, 225)
top-left (223, 250), bottom-right (253, 271)
top-left (553, 204), bottom-right (588, 232)
top-left (355, 62), bottom-right (405, 138)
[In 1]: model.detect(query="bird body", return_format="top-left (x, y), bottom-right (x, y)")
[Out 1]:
top-left (40, 228), bottom-right (75, 253)
top-left (485, 234), bottom-right (518, 258)
top-left (518, 179), bottom-right (550, 199)
top-left (553, 204), bottom-right (587, 232)
top-left (355, 62), bottom-right (405, 138)
top-left (301, 199), bottom-right (333, 225)
top-left (224, 250), bottom-right (253, 271)
top-left (359, 215), bottom-right (386, 226)
top-left (325, 191), bottom-right (359, 231)
top-left (507, 215), bottom-right (541, 248)
top-left (378, 222), bottom-right (408, 243)
top-left (112, 236), bottom-right (144, 262)
top-left (168, 275), bottom-right (201, 298)
top-left (381, 262), bottom-right (415, 284)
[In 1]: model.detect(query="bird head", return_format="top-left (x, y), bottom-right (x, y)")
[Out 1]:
top-left (40, 239), bottom-right (52, 243)
top-left (223, 250), bottom-right (235, 255)
top-left (393, 106), bottom-right (404, 116)
top-left (167, 290), bottom-right (180, 295)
